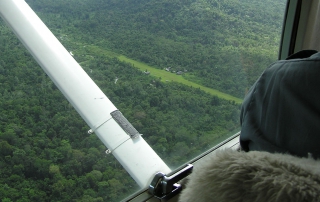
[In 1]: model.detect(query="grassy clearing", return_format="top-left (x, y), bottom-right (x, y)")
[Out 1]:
top-left (78, 44), bottom-right (242, 104)
top-left (118, 55), bottom-right (243, 104)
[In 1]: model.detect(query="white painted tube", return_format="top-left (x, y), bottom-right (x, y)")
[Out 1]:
top-left (0, 0), bottom-right (171, 188)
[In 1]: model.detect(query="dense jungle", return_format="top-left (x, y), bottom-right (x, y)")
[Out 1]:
top-left (0, 0), bottom-right (286, 201)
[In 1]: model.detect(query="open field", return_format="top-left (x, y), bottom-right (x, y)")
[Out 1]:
top-left (118, 55), bottom-right (243, 104)
top-left (76, 45), bottom-right (243, 104)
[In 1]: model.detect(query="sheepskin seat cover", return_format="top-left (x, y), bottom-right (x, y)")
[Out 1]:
top-left (179, 149), bottom-right (320, 202)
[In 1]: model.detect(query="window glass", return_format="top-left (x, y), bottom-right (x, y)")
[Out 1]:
top-left (0, 0), bottom-right (287, 201)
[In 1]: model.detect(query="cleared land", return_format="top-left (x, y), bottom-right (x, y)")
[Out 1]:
top-left (118, 55), bottom-right (243, 104)
top-left (76, 44), bottom-right (243, 104)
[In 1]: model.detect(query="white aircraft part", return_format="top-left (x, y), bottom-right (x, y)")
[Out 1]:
top-left (0, 0), bottom-right (171, 188)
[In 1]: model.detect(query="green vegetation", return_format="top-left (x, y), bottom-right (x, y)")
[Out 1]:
top-left (75, 43), bottom-right (242, 103)
top-left (67, 42), bottom-right (243, 103)
top-left (0, 0), bottom-right (286, 201)
top-left (119, 55), bottom-right (243, 103)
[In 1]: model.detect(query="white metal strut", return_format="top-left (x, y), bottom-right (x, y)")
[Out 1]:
top-left (0, 0), bottom-right (171, 188)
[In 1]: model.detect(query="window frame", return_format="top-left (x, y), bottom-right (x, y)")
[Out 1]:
top-left (124, 133), bottom-right (240, 202)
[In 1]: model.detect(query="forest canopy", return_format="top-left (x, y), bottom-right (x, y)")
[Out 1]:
top-left (0, 0), bottom-right (286, 201)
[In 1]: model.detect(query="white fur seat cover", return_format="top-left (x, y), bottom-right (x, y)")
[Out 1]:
top-left (178, 149), bottom-right (320, 202)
